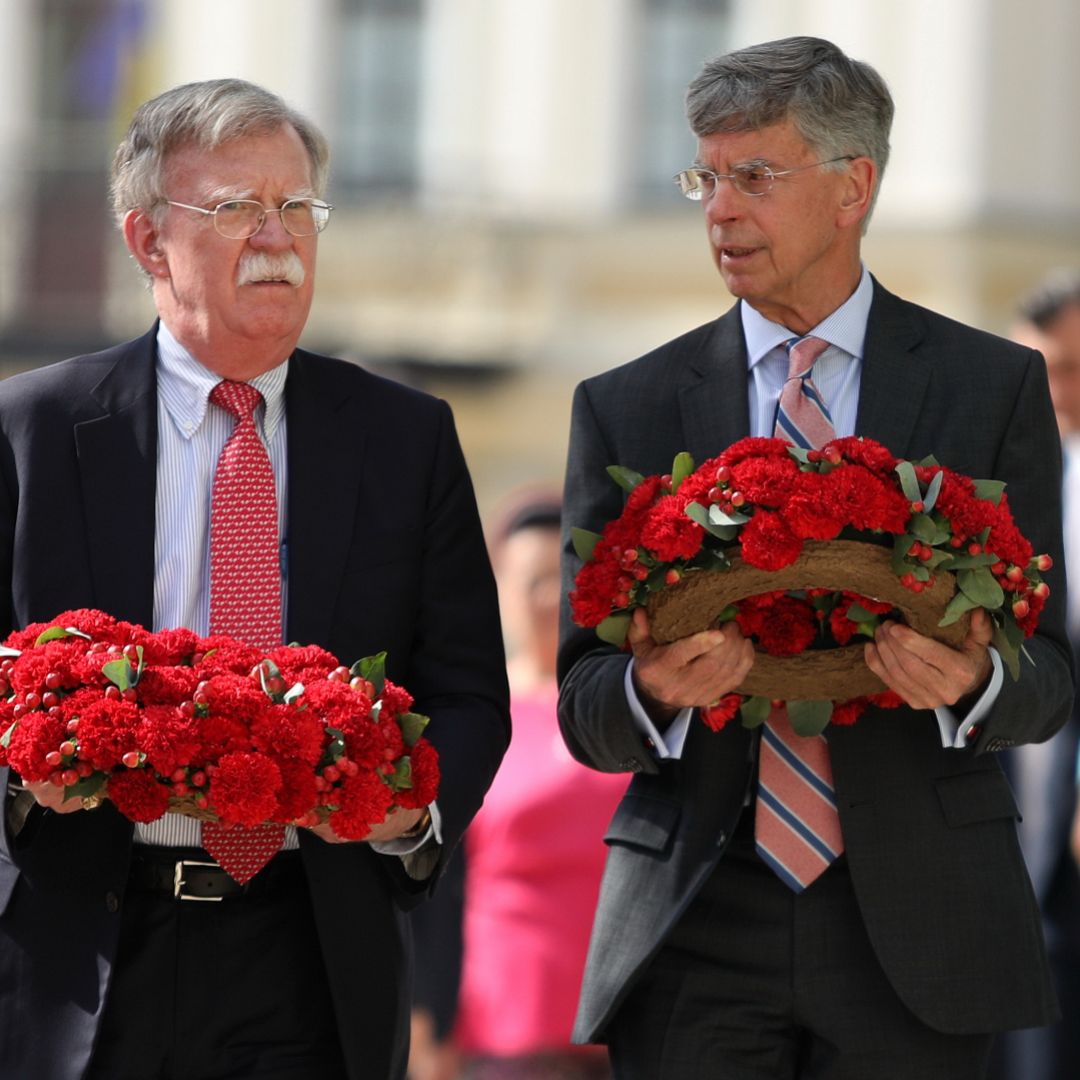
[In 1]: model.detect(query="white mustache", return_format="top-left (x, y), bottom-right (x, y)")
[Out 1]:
top-left (236, 251), bottom-right (306, 287)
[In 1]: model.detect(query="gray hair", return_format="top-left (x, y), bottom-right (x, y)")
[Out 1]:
top-left (686, 36), bottom-right (893, 225)
top-left (109, 78), bottom-right (330, 228)
top-left (1017, 269), bottom-right (1080, 330)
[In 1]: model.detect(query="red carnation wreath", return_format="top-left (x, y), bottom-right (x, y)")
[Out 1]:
top-left (0, 609), bottom-right (438, 838)
top-left (570, 436), bottom-right (1051, 735)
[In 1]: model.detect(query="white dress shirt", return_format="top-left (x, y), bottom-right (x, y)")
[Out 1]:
top-left (626, 267), bottom-right (1002, 756)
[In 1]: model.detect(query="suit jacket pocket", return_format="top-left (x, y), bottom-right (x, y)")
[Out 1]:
top-left (604, 792), bottom-right (681, 853)
top-left (936, 768), bottom-right (1020, 827)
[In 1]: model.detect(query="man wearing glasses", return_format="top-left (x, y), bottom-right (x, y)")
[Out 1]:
top-left (558, 36), bottom-right (1071, 1079)
top-left (0, 79), bottom-right (509, 1079)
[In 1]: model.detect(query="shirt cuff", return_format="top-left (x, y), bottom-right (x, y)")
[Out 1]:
top-left (624, 658), bottom-right (694, 759)
top-left (370, 800), bottom-right (443, 856)
top-left (934, 648), bottom-right (1004, 748)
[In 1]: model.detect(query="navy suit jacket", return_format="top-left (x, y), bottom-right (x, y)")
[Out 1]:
top-left (0, 328), bottom-right (510, 1080)
top-left (558, 280), bottom-right (1074, 1042)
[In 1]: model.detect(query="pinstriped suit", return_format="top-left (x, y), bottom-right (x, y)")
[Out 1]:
top-left (557, 279), bottom-right (1073, 1052)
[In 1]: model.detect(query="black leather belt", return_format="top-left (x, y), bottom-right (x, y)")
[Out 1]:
top-left (128, 848), bottom-right (302, 902)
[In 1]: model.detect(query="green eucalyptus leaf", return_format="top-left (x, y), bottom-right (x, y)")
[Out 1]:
top-left (399, 711), bottom-right (430, 747)
top-left (786, 446), bottom-right (812, 465)
top-left (739, 696), bottom-right (771, 729)
top-left (670, 452), bottom-right (694, 494)
top-left (939, 591), bottom-right (980, 627)
top-left (787, 699), bottom-right (834, 737)
top-left (685, 501), bottom-right (738, 540)
top-left (894, 460), bottom-right (922, 504)
top-left (390, 757), bottom-right (413, 791)
top-left (892, 534), bottom-right (917, 575)
top-left (922, 471), bottom-right (944, 513)
top-left (991, 620), bottom-right (1021, 680)
top-left (596, 613), bottom-right (631, 647)
top-left (0, 720), bottom-right (16, 749)
top-left (63, 775), bottom-right (106, 801)
top-left (957, 566), bottom-right (1005, 609)
top-left (973, 479), bottom-right (1006, 505)
top-left (101, 658), bottom-right (132, 691)
top-left (607, 465), bottom-right (645, 494)
top-left (708, 504), bottom-right (751, 527)
top-left (35, 626), bottom-right (75, 645)
top-left (571, 527), bottom-right (602, 563)
top-left (940, 552), bottom-right (998, 570)
top-left (845, 602), bottom-right (879, 623)
top-left (351, 652), bottom-right (387, 698)
top-left (915, 453), bottom-right (941, 468)
top-left (283, 682), bottom-right (305, 705)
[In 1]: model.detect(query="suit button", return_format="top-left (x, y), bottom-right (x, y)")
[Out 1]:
top-left (105, 891), bottom-right (120, 913)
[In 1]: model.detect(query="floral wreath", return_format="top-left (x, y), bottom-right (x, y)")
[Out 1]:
top-left (0, 609), bottom-right (438, 837)
top-left (570, 436), bottom-right (1051, 735)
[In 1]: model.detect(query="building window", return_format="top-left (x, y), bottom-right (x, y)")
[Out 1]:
top-left (336, 0), bottom-right (422, 196)
top-left (634, 0), bottom-right (732, 204)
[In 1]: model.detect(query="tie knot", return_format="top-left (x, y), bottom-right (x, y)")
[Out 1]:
top-left (785, 336), bottom-right (830, 379)
top-left (210, 380), bottom-right (263, 421)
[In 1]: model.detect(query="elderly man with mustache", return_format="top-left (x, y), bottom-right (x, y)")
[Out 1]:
top-left (0, 79), bottom-right (509, 1080)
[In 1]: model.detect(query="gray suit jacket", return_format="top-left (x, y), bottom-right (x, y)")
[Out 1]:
top-left (557, 280), bottom-right (1074, 1042)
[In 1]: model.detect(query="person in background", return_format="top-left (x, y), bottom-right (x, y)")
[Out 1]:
top-left (557, 36), bottom-right (1072, 1080)
top-left (0, 78), bottom-right (509, 1080)
top-left (989, 269), bottom-right (1080, 1080)
top-left (412, 489), bottom-right (625, 1080)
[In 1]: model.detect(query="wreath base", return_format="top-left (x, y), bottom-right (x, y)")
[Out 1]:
top-left (646, 539), bottom-right (970, 701)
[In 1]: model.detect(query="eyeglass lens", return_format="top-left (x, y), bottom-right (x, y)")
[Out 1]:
top-left (214, 199), bottom-right (329, 238)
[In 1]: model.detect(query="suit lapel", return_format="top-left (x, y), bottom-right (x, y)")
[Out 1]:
top-left (855, 280), bottom-right (933, 457)
top-left (74, 329), bottom-right (159, 627)
top-left (678, 306), bottom-right (752, 461)
top-left (284, 351), bottom-right (366, 649)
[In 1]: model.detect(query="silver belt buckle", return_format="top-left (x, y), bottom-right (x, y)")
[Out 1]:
top-left (173, 858), bottom-right (223, 901)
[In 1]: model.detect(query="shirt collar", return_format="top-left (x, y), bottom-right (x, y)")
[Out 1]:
top-left (741, 265), bottom-right (873, 369)
top-left (155, 321), bottom-right (289, 440)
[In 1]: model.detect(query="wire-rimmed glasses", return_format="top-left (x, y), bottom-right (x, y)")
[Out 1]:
top-left (165, 197), bottom-right (333, 238)
top-left (673, 156), bottom-right (854, 201)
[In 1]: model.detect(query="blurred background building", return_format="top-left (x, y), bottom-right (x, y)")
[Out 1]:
top-left (1, 0), bottom-right (1078, 513)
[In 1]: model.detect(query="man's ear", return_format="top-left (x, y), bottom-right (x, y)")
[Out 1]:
top-left (123, 209), bottom-right (169, 278)
top-left (836, 156), bottom-right (876, 230)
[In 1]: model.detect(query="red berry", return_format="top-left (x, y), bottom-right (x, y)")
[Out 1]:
top-left (1035, 554), bottom-right (1053, 571)
top-left (1005, 565), bottom-right (1025, 583)
top-left (823, 446), bottom-right (842, 465)
top-left (729, 491), bottom-right (746, 507)
top-left (350, 677), bottom-right (375, 696)
top-left (59, 740), bottom-right (76, 757)
top-left (1033, 582), bottom-right (1050, 599)
top-left (171, 768), bottom-right (187, 782)
top-left (23, 692), bottom-right (41, 710)
top-left (715, 466), bottom-right (731, 485)
top-left (172, 782), bottom-right (189, 796)
top-left (179, 700), bottom-right (196, 717)
top-left (910, 501), bottom-right (924, 513)
top-left (707, 486), bottom-right (724, 504)
top-left (664, 569), bottom-right (681, 585)
top-left (45, 751), bottom-right (62, 768)
top-left (122, 751), bottom-right (141, 768)
top-left (45, 672), bottom-right (62, 690)
top-left (323, 765), bottom-right (341, 783)
top-left (104, 686), bottom-right (121, 701)
top-left (66, 718), bottom-right (79, 733)
top-left (42, 692), bottom-right (59, 709)
top-left (918, 546), bottom-right (933, 562)
top-left (61, 769), bottom-right (79, 786)
top-left (191, 771), bottom-right (207, 787)
top-left (967, 542), bottom-right (982, 556)
top-left (613, 591), bottom-right (631, 608)
top-left (1012, 599), bottom-right (1030, 619)
top-left (76, 762), bottom-right (93, 778)
top-left (949, 536), bottom-right (963, 548)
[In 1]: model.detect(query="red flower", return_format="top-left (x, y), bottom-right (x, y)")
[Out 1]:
top-left (107, 769), bottom-right (171, 822)
top-left (208, 751), bottom-right (282, 827)
top-left (395, 739), bottom-right (441, 808)
top-left (700, 694), bottom-right (742, 732)
top-left (754, 595), bottom-right (817, 657)
top-left (739, 510), bottom-right (804, 571)
top-left (327, 770), bottom-right (395, 840)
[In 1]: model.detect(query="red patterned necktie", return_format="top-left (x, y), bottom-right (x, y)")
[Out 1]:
top-left (201, 379), bottom-right (285, 884)
top-left (755, 335), bottom-right (844, 891)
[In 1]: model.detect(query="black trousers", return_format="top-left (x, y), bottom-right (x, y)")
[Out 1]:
top-left (86, 848), bottom-right (349, 1080)
top-left (607, 815), bottom-right (992, 1080)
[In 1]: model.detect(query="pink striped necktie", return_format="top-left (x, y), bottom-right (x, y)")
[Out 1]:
top-left (755, 335), bottom-right (844, 891)
top-left (774, 335), bottom-right (833, 450)
top-left (201, 379), bottom-right (285, 884)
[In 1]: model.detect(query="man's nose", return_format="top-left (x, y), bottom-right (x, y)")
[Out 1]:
top-left (249, 209), bottom-right (293, 248)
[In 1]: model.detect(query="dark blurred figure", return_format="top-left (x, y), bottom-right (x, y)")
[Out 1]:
top-left (990, 270), bottom-right (1080, 1080)
top-left (409, 490), bottom-right (625, 1080)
